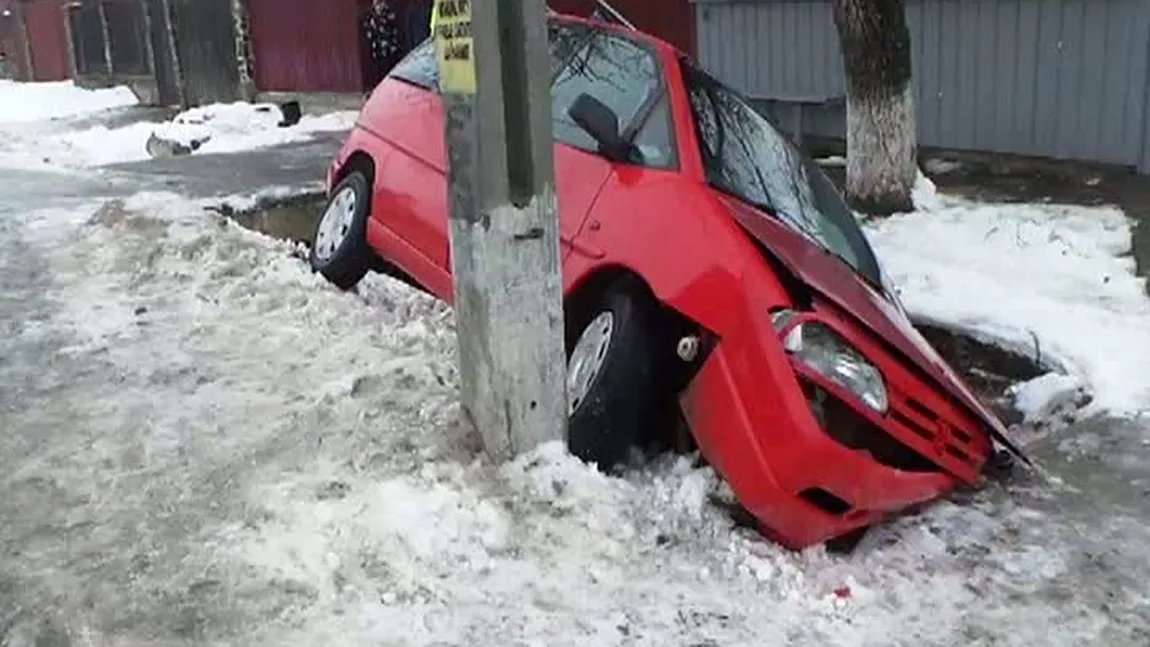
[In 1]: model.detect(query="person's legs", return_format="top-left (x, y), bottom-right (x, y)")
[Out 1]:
top-left (403, 0), bottom-right (432, 51)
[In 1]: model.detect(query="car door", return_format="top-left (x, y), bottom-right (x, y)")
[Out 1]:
top-left (370, 20), bottom-right (667, 288)
top-left (549, 25), bottom-right (680, 264)
top-left (369, 40), bottom-right (453, 295)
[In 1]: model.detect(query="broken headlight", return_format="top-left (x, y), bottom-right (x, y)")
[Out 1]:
top-left (772, 312), bottom-right (888, 414)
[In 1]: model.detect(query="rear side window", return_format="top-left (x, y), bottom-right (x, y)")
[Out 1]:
top-left (389, 39), bottom-right (438, 89)
top-left (387, 21), bottom-right (676, 169)
top-left (387, 22), bottom-right (594, 92)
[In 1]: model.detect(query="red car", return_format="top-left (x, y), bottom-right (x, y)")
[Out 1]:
top-left (310, 14), bottom-right (1023, 549)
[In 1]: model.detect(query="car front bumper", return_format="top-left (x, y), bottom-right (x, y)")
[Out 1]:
top-left (678, 287), bottom-right (991, 549)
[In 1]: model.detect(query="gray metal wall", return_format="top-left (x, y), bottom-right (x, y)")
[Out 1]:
top-left (692, 0), bottom-right (1150, 171)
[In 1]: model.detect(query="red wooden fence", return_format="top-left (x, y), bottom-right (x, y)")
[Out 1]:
top-left (245, 0), bottom-right (366, 93)
top-left (23, 0), bottom-right (71, 81)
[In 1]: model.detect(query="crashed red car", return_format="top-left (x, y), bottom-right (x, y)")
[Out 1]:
top-left (310, 14), bottom-right (1023, 549)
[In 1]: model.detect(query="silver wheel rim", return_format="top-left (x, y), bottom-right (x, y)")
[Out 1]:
top-left (567, 311), bottom-right (614, 415)
top-left (314, 186), bottom-right (358, 262)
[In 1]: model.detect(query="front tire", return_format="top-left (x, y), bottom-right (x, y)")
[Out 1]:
top-left (310, 171), bottom-right (373, 291)
top-left (566, 280), bottom-right (664, 471)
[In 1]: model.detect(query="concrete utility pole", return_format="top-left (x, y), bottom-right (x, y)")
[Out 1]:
top-left (433, 0), bottom-right (569, 462)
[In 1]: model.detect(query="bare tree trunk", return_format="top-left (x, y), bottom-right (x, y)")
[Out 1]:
top-left (834, 0), bottom-right (917, 216)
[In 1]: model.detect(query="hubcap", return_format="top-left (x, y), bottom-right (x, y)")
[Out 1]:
top-left (314, 186), bottom-right (358, 262)
top-left (567, 311), bottom-right (614, 415)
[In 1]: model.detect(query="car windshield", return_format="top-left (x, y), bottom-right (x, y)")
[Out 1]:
top-left (682, 61), bottom-right (883, 288)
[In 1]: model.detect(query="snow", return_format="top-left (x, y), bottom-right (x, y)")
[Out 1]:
top-left (1010, 372), bottom-right (1091, 424)
top-left (0, 80), bottom-right (139, 123)
top-left (6, 188), bottom-right (1144, 645)
top-left (214, 182), bottom-right (328, 213)
top-left (143, 102), bottom-right (358, 158)
top-left (0, 101), bottom-right (358, 169)
top-left (866, 192), bottom-right (1150, 417)
top-left (2, 86), bottom-right (1148, 642)
top-left (911, 170), bottom-right (946, 211)
top-left (816, 155), bottom-right (847, 167)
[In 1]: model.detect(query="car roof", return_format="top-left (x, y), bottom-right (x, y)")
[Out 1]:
top-left (549, 10), bottom-right (685, 58)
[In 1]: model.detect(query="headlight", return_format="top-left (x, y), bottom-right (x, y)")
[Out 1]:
top-left (772, 314), bottom-right (888, 413)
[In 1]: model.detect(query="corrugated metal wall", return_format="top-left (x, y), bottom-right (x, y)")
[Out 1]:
top-left (692, 0), bottom-right (1150, 171)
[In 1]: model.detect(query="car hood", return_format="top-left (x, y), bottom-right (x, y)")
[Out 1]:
top-left (720, 196), bottom-right (1030, 466)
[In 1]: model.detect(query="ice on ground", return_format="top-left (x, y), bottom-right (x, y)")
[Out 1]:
top-left (0, 80), bottom-right (139, 123)
top-left (8, 191), bottom-right (1139, 645)
top-left (866, 197), bottom-right (1150, 416)
top-left (0, 101), bottom-right (358, 168)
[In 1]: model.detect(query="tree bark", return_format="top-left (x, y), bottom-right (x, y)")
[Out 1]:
top-left (833, 0), bottom-right (917, 216)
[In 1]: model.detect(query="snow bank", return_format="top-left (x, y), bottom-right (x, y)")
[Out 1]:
top-left (144, 102), bottom-right (358, 158)
top-left (0, 101), bottom-right (357, 168)
top-left (0, 80), bottom-right (138, 123)
top-left (911, 170), bottom-right (947, 211)
top-left (1010, 372), bottom-right (1091, 424)
top-left (866, 198), bottom-right (1150, 416)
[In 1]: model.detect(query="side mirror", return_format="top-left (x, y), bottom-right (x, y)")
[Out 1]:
top-left (567, 93), bottom-right (632, 162)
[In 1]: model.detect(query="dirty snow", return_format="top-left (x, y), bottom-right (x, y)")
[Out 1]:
top-left (142, 102), bottom-right (359, 158)
top-left (1010, 373), bottom-right (1091, 424)
top-left (214, 181), bottom-right (329, 213)
top-left (0, 101), bottom-right (358, 169)
top-left (0, 80), bottom-right (139, 123)
top-left (816, 155), bottom-right (847, 167)
top-left (867, 193), bottom-right (1150, 417)
top-left (910, 170), bottom-right (947, 212)
top-left (4, 188), bottom-right (1147, 646)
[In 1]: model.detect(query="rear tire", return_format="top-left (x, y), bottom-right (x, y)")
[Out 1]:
top-left (566, 279), bottom-right (665, 471)
top-left (310, 171), bottom-right (373, 291)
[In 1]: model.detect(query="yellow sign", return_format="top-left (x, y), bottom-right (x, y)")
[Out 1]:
top-left (433, 0), bottom-right (476, 95)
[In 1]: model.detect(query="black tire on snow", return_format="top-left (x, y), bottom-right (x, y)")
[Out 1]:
top-left (309, 171), bottom-right (374, 291)
top-left (567, 280), bottom-right (665, 471)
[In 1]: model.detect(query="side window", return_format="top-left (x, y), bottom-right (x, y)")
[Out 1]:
top-left (631, 97), bottom-right (675, 168)
top-left (389, 22), bottom-right (590, 92)
top-left (389, 39), bottom-right (438, 90)
top-left (549, 22), bottom-right (590, 76)
top-left (550, 30), bottom-right (675, 169)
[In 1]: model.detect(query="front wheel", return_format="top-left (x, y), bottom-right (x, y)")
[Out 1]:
top-left (309, 171), bottom-right (373, 291)
top-left (566, 280), bottom-right (665, 471)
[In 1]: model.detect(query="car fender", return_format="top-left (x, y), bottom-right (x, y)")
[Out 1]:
top-left (564, 172), bottom-right (816, 489)
top-left (564, 170), bottom-right (794, 333)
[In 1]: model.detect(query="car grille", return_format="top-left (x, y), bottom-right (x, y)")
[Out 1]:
top-left (888, 395), bottom-right (983, 472)
top-left (801, 378), bottom-right (940, 473)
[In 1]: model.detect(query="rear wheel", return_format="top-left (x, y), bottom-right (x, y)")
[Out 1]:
top-left (310, 171), bottom-right (373, 291)
top-left (566, 280), bottom-right (666, 470)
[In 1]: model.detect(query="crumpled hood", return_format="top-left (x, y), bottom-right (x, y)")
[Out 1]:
top-left (721, 197), bottom-right (1029, 465)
